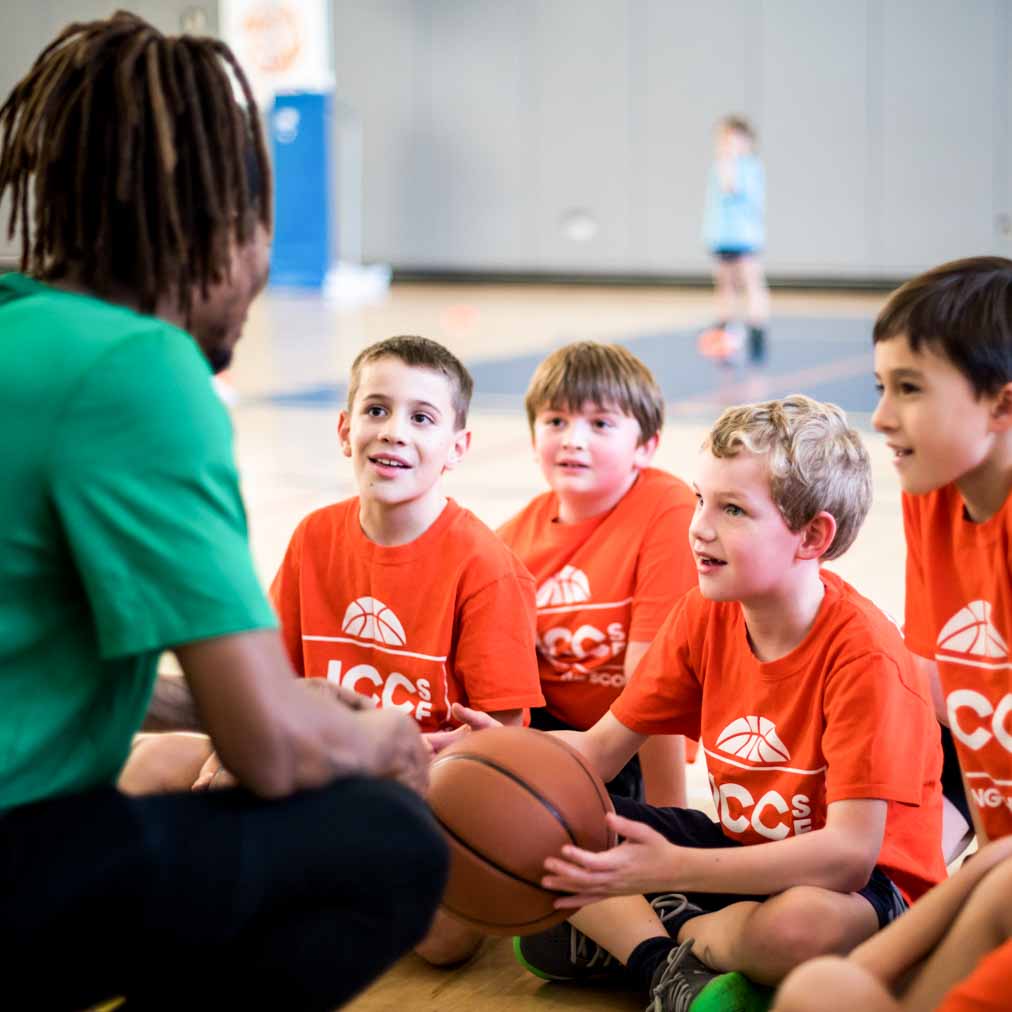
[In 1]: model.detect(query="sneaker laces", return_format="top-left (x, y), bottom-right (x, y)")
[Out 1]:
top-left (649, 892), bottom-right (696, 926)
top-left (646, 939), bottom-right (703, 1012)
top-left (569, 925), bottom-right (615, 971)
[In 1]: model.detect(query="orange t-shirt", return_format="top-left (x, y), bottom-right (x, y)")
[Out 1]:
top-left (903, 486), bottom-right (1012, 840)
top-left (611, 571), bottom-right (946, 902)
top-left (497, 467), bottom-right (696, 730)
top-left (937, 939), bottom-right (1012, 1012)
top-left (270, 497), bottom-right (544, 731)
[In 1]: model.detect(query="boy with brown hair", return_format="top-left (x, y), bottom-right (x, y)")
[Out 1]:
top-left (128, 334), bottom-right (544, 966)
top-left (872, 256), bottom-right (1012, 847)
top-left (498, 341), bottom-right (697, 804)
top-left (449, 395), bottom-right (945, 1011)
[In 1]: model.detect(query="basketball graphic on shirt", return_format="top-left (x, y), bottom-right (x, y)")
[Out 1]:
top-left (341, 597), bottom-right (407, 647)
top-left (937, 601), bottom-right (1008, 658)
top-left (716, 715), bottom-right (791, 763)
top-left (536, 566), bottom-right (591, 607)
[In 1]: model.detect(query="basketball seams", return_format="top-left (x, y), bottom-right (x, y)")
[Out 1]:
top-left (436, 818), bottom-right (564, 896)
top-left (430, 753), bottom-right (579, 848)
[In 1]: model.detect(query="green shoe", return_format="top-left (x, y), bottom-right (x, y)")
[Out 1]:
top-left (690, 971), bottom-right (773, 1012)
top-left (647, 939), bottom-right (772, 1012)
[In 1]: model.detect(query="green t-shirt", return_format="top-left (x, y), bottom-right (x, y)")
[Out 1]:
top-left (0, 273), bottom-right (277, 809)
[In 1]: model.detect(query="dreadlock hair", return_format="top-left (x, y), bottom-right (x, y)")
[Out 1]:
top-left (0, 10), bottom-right (271, 320)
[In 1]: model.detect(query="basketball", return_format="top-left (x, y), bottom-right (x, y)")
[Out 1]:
top-left (427, 726), bottom-right (616, 935)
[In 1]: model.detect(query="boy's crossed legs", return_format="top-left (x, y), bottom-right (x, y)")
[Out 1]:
top-left (521, 798), bottom-right (901, 1007)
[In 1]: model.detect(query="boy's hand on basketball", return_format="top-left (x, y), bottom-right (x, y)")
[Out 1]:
top-left (450, 702), bottom-right (501, 731)
top-left (356, 707), bottom-right (430, 795)
top-left (423, 704), bottom-right (500, 756)
top-left (541, 811), bottom-right (679, 908)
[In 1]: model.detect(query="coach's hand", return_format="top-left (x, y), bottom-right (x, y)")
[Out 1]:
top-left (357, 707), bottom-right (430, 795)
top-left (424, 703), bottom-right (504, 756)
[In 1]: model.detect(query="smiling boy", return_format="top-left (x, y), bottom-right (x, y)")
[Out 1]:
top-left (872, 257), bottom-right (1012, 846)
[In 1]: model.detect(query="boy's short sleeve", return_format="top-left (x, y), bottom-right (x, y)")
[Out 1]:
top-left (629, 499), bottom-right (696, 643)
top-left (610, 593), bottom-right (703, 737)
top-left (453, 569), bottom-right (545, 713)
top-left (901, 493), bottom-right (933, 659)
top-left (821, 652), bottom-right (934, 806)
top-left (269, 520), bottom-right (307, 675)
top-left (50, 330), bottom-right (276, 658)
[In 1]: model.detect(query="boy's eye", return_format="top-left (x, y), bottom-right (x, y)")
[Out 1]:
top-left (694, 494), bottom-right (703, 508)
top-left (412, 412), bottom-right (434, 425)
top-left (724, 504), bottom-right (744, 517)
top-left (592, 418), bottom-right (614, 430)
top-left (873, 382), bottom-right (884, 395)
top-left (544, 417), bottom-right (565, 428)
top-left (364, 404), bottom-right (386, 417)
top-left (898, 382), bottom-right (920, 395)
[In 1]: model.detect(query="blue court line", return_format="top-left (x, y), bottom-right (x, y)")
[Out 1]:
top-left (255, 315), bottom-right (880, 419)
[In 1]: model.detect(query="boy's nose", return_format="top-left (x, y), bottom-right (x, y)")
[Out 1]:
top-left (379, 413), bottom-right (407, 443)
top-left (688, 511), bottom-right (714, 543)
top-left (871, 395), bottom-right (893, 433)
top-left (562, 422), bottom-right (589, 449)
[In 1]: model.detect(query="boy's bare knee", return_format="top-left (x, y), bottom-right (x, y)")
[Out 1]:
top-left (750, 888), bottom-right (867, 969)
top-left (774, 956), bottom-right (893, 1012)
top-left (414, 911), bottom-right (483, 967)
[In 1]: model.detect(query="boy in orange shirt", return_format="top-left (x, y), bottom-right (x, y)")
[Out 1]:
top-left (871, 257), bottom-right (1012, 847)
top-left (268, 334), bottom-right (542, 733)
top-left (448, 395), bottom-right (945, 1011)
top-left (123, 335), bottom-right (544, 965)
top-left (498, 342), bottom-right (696, 804)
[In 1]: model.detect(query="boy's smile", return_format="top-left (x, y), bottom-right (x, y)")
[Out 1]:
top-left (533, 401), bottom-right (656, 523)
top-left (338, 357), bottom-right (469, 542)
top-left (873, 335), bottom-right (1004, 499)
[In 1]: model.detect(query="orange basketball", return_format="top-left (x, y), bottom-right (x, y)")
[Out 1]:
top-left (427, 726), bottom-right (616, 935)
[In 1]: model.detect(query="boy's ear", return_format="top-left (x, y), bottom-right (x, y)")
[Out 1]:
top-left (442, 428), bottom-right (472, 473)
top-left (988, 382), bottom-right (1012, 432)
top-left (633, 432), bottom-right (660, 469)
top-left (337, 410), bottom-right (353, 457)
top-left (797, 511), bottom-right (837, 562)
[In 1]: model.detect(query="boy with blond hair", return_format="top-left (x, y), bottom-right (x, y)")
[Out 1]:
top-left (872, 256), bottom-right (1012, 847)
top-left (498, 341), bottom-right (696, 804)
top-left (449, 395), bottom-right (945, 1011)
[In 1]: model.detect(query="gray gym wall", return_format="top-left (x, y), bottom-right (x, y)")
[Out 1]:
top-left (2, 1), bottom-right (1009, 282)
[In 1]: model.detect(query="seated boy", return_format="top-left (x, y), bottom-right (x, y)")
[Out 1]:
top-left (498, 341), bottom-right (697, 804)
top-left (871, 256), bottom-right (1012, 847)
top-left (123, 335), bottom-right (545, 964)
top-left (774, 837), bottom-right (1012, 1012)
top-left (447, 395), bottom-right (946, 1011)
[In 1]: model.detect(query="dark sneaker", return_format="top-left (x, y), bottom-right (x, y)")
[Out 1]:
top-left (646, 938), bottom-right (772, 1012)
top-left (513, 893), bottom-right (702, 984)
top-left (513, 922), bottom-right (621, 983)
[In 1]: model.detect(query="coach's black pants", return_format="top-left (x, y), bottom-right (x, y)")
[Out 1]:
top-left (1, 777), bottom-right (448, 1011)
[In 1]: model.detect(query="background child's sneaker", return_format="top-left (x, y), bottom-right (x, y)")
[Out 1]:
top-left (697, 324), bottom-right (744, 363)
top-left (512, 922), bottom-right (623, 982)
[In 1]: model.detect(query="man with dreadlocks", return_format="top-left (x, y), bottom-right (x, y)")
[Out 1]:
top-left (0, 12), bottom-right (447, 1010)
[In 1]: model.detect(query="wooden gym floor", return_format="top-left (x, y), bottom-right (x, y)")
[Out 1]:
top-left (224, 279), bottom-right (895, 1009)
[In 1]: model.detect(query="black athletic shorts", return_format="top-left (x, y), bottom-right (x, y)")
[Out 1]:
top-left (612, 796), bottom-right (908, 936)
